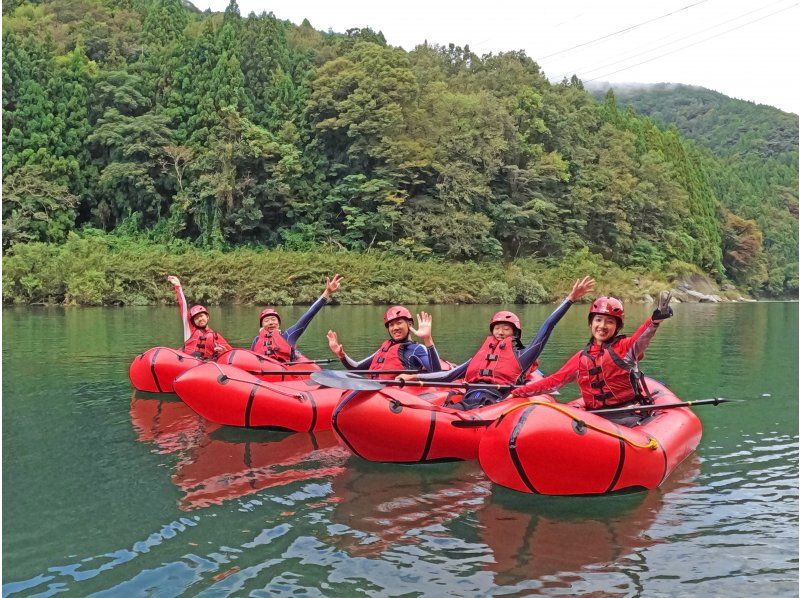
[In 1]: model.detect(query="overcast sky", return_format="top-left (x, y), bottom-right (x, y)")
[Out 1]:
top-left (195, 0), bottom-right (799, 114)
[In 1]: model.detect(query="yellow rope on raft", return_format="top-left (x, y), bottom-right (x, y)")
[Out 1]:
top-left (499, 400), bottom-right (659, 450)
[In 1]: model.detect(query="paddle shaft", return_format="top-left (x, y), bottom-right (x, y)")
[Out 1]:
top-left (247, 368), bottom-right (420, 376)
top-left (364, 379), bottom-right (518, 391)
top-left (451, 397), bottom-right (731, 427)
top-left (283, 358), bottom-right (337, 365)
top-left (587, 397), bottom-right (731, 415)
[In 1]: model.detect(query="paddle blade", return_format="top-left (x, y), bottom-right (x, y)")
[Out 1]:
top-left (310, 370), bottom-right (384, 391)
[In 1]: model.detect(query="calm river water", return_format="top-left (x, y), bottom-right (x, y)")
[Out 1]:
top-left (3, 301), bottom-right (798, 596)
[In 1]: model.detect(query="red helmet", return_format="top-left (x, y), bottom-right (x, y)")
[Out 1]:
top-left (259, 308), bottom-right (281, 326)
top-left (189, 305), bottom-right (208, 320)
top-left (384, 305), bottom-right (413, 327)
top-left (588, 297), bottom-right (624, 327)
top-left (490, 311), bottom-right (522, 336)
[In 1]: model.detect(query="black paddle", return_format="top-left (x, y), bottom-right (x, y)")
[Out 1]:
top-left (451, 397), bottom-right (736, 428)
top-left (247, 368), bottom-right (420, 377)
top-left (309, 370), bottom-right (521, 392)
top-left (283, 358), bottom-right (338, 365)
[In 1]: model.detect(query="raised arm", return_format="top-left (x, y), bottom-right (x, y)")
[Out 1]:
top-left (618, 291), bottom-right (673, 361)
top-left (409, 312), bottom-right (442, 372)
top-left (167, 275), bottom-right (191, 342)
top-left (517, 277), bottom-right (595, 371)
top-left (284, 274), bottom-right (344, 345)
top-left (327, 329), bottom-right (374, 370)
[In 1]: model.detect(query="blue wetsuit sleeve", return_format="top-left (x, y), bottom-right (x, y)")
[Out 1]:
top-left (426, 345), bottom-right (442, 372)
top-left (404, 343), bottom-right (437, 372)
top-left (517, 298), bottom-right (574, 371)
top-left (416, 360), bottom-right (468, 382)
top-left (251, 336), bottom-right (258, 350)
top-left (283, 296), bottom-right (328, 345)
top-left (342, 352), bottom-right (375, 370)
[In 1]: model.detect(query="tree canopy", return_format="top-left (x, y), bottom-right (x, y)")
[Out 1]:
top-left (3, 1), bottom-right (797, 296)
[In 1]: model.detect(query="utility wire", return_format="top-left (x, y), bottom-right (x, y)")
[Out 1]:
top-left (540, 0), bottom-right (709, 59)
top-left (585, 2), bottom-right (798, 82)
top-left (566, 0), bottom-right (791, 77)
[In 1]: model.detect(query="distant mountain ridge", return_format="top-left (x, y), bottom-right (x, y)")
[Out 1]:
top-left (590, 82), bottom-right (798, 296)
top-left (588, 83), bottom-right (798, 157)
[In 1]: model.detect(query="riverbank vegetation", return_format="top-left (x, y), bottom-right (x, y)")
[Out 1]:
top-left (3, 230), bottom-right (705, 306)
top-left (3, 0), bottom-right (796, 302)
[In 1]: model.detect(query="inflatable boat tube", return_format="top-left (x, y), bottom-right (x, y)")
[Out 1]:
top-left (173, 362), bottom-right (346, 431)
top-left (477, 379), bottom-right (702, 495)
top-left (215, 348), bottom-right (321, 381)
top-left (332, 380), bottom-right (554, 463)
top-left (129, 347), bottom-right (204, 393)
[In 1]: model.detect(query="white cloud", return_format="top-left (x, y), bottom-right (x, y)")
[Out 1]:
top-left (200, 0), bottom-right (799, 113)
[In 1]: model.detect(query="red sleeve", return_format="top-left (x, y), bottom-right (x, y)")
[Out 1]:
top-left (613, 317), bottom-right (660, 361)
top-left (511, 350), bottom-right (582, 397)
top-left (172, 283), bottom-right (193, 341)
top-left (215, 333), bottom-right (232, 353)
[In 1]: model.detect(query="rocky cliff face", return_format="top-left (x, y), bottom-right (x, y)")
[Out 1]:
top-left (666, 274), bottom-right (755, 303)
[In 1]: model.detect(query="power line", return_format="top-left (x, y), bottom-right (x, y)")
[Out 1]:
top-left (585, 2), bottom-right (798, 82)
top-left (540, 0), bottom-right (710, 60)
top-left (565, 0), bottom-right (791, 78)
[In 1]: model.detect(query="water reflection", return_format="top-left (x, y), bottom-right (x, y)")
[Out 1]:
top-left (322, 454), bottom-right (702, 590)
top-left (327, 461), bottom-right (491, 558)
top-left (479, 455), bottom-right (702, 589)
top-left (130, 393), bottom-right (349, 510)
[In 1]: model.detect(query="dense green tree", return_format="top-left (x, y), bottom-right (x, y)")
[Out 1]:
top-left (3, 0), bottom-right (796, 298)
top-left (2, 164), bottom-right (77, 247)
top-left (142, 0), bottom-right (188, 49)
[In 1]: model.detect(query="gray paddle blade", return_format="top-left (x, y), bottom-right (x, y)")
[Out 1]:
top-left (310, 370), bottom-right (384, 391)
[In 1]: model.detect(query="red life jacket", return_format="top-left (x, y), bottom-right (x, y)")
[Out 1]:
top-left (577, 337), bottom-right (650, 409)
top-left (253, 328), bottom-right (295, 362)
top-left (183, 327), bottom-right (222, 360)
top-left (465, 336), bottom-right (524, 385)
top-left (369, 340), bottom-right (408, 380)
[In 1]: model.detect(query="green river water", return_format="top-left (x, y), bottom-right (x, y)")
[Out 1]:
top-left (2, 301), bottom-right (798, 596)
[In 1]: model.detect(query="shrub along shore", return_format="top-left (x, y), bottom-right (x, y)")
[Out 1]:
top-left (2, 232), bottom-right (742, 307)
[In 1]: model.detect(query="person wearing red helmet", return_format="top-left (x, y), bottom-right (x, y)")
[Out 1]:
top-left (326, 306), bottom-right (443, 379)
top-left (251, 274), bottom-right (343, 361)
top-left (167, 275), bottom-right (232, 359)
top-left (510, 291), bottom-right (674, 424)
top-left (398, 277), bottom-right (596, 411)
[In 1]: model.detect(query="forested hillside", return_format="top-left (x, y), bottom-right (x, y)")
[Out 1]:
top-left (593, 83), bottom-right (798, 295)
top-left (3, 0), bottom-right (796, 303)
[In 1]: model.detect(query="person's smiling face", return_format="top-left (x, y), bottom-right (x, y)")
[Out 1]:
top-left (590, 314), bottom-right (618, 343)
top-left (261, 315), bottom-right (280, 332)
top-left (491, 323), bottom-right (515, 341)
top-left (387, 318), bottom-right (411, 341)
